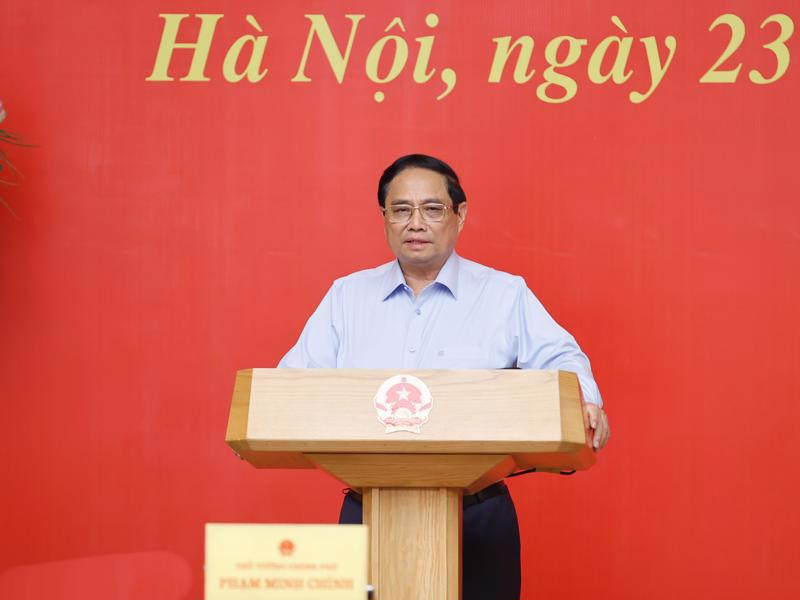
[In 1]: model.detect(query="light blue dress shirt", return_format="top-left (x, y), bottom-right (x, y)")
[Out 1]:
top-left (279, 252), bottom-right (602, 406)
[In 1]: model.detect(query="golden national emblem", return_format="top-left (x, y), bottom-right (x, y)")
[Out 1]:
top-left (373, 374), bottom-right (433, 434)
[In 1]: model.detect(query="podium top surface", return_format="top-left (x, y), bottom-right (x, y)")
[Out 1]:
top-left (227, 368), bottom-right (587, 454)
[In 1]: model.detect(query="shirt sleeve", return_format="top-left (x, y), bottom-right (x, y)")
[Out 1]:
top-left (277, 284), bottom-right (341, 368)
top-left (515, 281), bottom-right (603, 407)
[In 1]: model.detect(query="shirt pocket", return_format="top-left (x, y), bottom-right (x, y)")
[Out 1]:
top-left (432, 345), bottom-right (488, 369)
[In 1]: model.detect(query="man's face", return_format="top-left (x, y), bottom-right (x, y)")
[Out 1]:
top-left (383, 168), bottom-right (467, 272)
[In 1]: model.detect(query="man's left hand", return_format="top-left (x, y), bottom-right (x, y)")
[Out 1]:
top-left (583, 404), bottom-right (610, 451)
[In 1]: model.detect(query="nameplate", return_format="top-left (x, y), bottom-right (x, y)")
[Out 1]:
top-left (205, 523), bottom-right (368, 599)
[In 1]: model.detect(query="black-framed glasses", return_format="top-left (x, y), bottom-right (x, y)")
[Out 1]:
top-left (382, 202), bottom-right (452, 224)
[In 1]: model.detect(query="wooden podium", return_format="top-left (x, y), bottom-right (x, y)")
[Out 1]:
top-left (225, 368), bottom-right (594, 600)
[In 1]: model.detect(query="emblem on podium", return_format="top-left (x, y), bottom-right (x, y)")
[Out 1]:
top-left (373, 375), bottom-right (433, 434)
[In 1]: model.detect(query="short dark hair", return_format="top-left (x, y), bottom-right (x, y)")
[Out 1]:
top-left (377, 154), bottom-right (467, 210)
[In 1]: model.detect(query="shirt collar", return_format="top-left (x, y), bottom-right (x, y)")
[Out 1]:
top-left (435, 251), bottom-right (460, 299)
top-left (381, 252), bottom-right (461, 301)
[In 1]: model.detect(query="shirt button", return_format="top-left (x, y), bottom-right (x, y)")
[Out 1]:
top-left (409, 347), bottom-right (416, 353)
top-left (415, 308), bottom-right (421, 315)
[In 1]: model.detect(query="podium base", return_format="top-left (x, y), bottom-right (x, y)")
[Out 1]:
top-left (363, 488), bottom-right (461, 600)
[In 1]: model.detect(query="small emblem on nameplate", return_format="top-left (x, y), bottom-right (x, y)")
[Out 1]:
top-left (373, 375), bottom-right (433, 434)
top-left (279, 539), bottom-right (295, 556)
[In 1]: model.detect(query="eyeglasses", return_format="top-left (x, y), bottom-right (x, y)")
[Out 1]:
top-left (383, 202), bottom-right (452, 224)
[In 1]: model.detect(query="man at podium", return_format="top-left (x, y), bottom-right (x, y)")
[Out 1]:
top-left (279, 154), bottom-right (609, 600)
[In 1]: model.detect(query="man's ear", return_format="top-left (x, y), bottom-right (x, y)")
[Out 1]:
top-left (456, 202), bottom-right (467, 228)
top-left (381, 206), bottom-right (389, 239)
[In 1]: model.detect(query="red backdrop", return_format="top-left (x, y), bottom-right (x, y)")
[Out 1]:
top-left (1, 1), bottom-right (798, 598)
